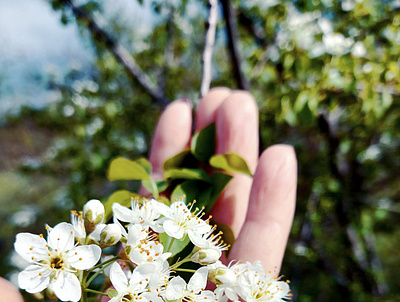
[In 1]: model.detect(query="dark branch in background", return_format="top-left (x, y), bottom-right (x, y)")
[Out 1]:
top-left (220, 0), bottom-right (249, 90)
top-left (63, 0), bottom-right (168, 107)
top-left (200, 0), bottom-right (218, 98)
top-left (317, 113), bottom-right (388, 296)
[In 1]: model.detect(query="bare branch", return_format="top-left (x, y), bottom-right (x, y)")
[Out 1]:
top-left (200, 0), bottom-right (218, 98)
top-left (63, 0), bottom-right (168, 107)
top-left (220, 0), bottom-right (249, 90)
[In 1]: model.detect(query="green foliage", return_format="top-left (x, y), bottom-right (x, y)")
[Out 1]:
top-left (209, 153), bottom-right (253, 176)
top-left (1, 0), bottom-right (399, 301)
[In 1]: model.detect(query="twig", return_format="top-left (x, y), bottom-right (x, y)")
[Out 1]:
top-left (200, 0), bottom-right (218, 98)
top-left (63, 0), bottom-right (168, 107)
top-left (220, 0), bottom-right (248, 90)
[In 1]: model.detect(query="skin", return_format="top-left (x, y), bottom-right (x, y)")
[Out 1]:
top-left (4, 87), bottom-right (297, 301)
top-left (150, 87), bottom-right (297, 272)
top-left (0, 277), bottom-right (24, 302)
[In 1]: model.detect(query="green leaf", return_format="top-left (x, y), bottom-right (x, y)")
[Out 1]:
top-left (206, 173), bottom-right (233, 212)
top-left (107, 157), bottom-right (150, 181)
top-left (104, 190), bottom-right (139, 221)
top-left (159, 232), bottom-right (190, 257)
top-left (211, 220), bottom-right (235, 257)
top-left (164, 168), bottom-right (211, 182)
top-left (135, 157), bottom-right (152, 174)
top-left (209, 153), bottom-right (252, 176)
top-left (170, 180), bottom-right (209, 207)
top-left (163, 149), bottom-right (197, 170)
top-left (190, 123), bottom-right (216, 162)
top-left (142, 179), bottom-right (159, 199)
top-left (170, 172), bottom-right (232, 213)
top-left (156, 180), bottom-right (169, 192)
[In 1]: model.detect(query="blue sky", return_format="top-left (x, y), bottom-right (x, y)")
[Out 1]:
top-left (0, 0), bottom-right (153, 119)
top-left (0, 0), bottom-right (92, 117)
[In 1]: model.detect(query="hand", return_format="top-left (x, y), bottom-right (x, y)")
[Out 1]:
top-left (0, 277), bottom-right (24, 302)
top-left (148, 87), bottom-right (297, 272)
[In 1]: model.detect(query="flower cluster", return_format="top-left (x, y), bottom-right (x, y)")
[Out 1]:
top-left (14, 197), bottom-right (291, 302)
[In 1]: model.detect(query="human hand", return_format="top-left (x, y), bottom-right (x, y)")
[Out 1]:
top-left (148, 87), bottom-right (297, 272)
top-left (0, 277), bottom-right (24, 302)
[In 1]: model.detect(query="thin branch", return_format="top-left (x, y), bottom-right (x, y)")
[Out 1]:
top-left (200, 0), bottom-right (218, 98)
top-left (63, 0), bottom-right (168, 107)
top-left (220, 0), bottom-right (249, 90)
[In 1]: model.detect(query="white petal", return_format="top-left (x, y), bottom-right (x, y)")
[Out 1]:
top-left (110, 262), bottom-right (128, 293)
top-left (68, 244), bottom-right (101, 270)
top-left (166, 276), bottom-right (186, 301)
top-left (113, 203), bottom-right (136, 223)
top-left (48, 223), bottom-right (75, 252)
top-left (52, 271), bottom-right (81, 302)
top-left (127, 224), bottom-right (146, 246)
top-left (188, 267), bottom-right (208, 292)
top-left (14, 233), bottom-right (48, 263)
top-left (270, 281), bottom-right (290, 299)
top-left (152, 202), bottom-right (171, 217)
top-left (129, 265), bottom-right (151, 291)
top-left (163, 220), bottom-right (184, 239)
top-left (18, 265), bottom-right (49, 293)
top-left (225, 288), bottom-right (239, 301)
top-left (88, 223), bottom-right (106, 241)
top-left (188, 232), bottom-right (208, 248)
top-left (141, 292), bottom-right (163, 302)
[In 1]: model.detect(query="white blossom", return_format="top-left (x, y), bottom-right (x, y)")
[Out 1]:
top-left (14, 222), bottom-right (101, 302)
top-left (113, 198), bottom-right (165, 233)
top-left (190, 225), bottom-right (229, 265)
top-left (236, 261), bottom-right (291, 302)
top-left (108, 262), bottom-right (163, 302)
top-left (158, 199), bottom-right (211, 240)
top-left (165, 267), bottom-right (215, 302)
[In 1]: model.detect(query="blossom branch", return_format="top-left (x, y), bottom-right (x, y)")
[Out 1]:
top-left (200, 0), bottom-right (219, 98)
top-left (220, 0), bottom-right (249, 90)
top-left (63, 0), bottom-right (168, 107)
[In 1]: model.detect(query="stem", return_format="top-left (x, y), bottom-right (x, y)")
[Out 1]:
top-left (85, 288), bottom-right (109, 296)
top-left (170, 250), bottom-right (195, 269)
top-left (166, 238), bottom-right (176, 253)
top-left (88, 256), bottom-right (120, 273)
top-left (174, 268), bottom-right (197, 273)
top-left (200, 0), bottom-right (218, 98)
top-left (86, 258), bottom-right (117, 287)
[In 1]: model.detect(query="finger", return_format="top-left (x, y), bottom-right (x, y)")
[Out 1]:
top-left (0, 277), bottom-right (24, 302)
top-left (149, 99), bottom-right (193, 180)
top-left (210, 91), bottom-right (259, 237)
top-left (195, 87), bottom-right (231, 131)
top-left (228, 145), bottom-right (297, 273)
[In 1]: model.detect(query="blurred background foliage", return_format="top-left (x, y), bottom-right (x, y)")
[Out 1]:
top-left (1, 0), bottom-right (399, 301)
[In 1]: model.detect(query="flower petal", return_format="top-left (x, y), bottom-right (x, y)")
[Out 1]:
top-left (110, 262), bottom-right (128, 293)
top-left (113, 203), bottom-right (135, 223)
top-left (188, 267), bottom-right (208, 292)
top-left (18, 265), bottom-right (49, 293)
top-left (166, 276), bottom-right (186, 301)
top-left (48, 223), bottom-right (75, 252)
top-left (14, 233), bottom-right (48, 263)
top-left (68, 244), bottom-right (101, 270)
top-left (52, 271), bottom-right (81, 302)
top-left (163, 220), bottom-right (184, 240)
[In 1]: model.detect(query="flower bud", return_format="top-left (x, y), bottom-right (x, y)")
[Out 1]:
top-left (83, 199), bottom-right (105, 233)
top-left (208, 266), bottom-right (236, 286)
top-left (191, 248), bottom-right (221, 265)
top-left (100, 223), bottom-right (121, 248)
